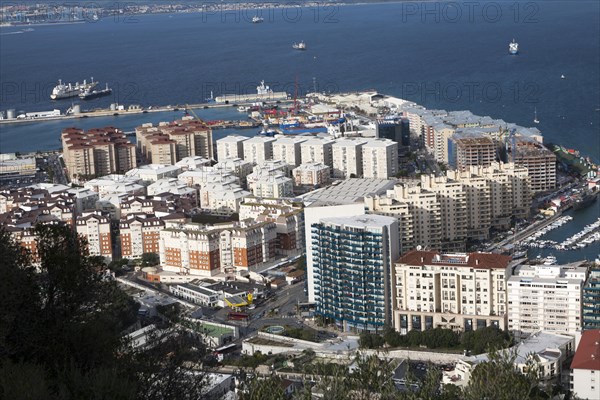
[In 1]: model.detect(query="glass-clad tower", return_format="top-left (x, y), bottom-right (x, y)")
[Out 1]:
top-left (311, 215), bottom-right (399, 332)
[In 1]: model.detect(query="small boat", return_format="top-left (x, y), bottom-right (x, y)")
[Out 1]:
top-left (293, 41), bottom-right (307, 50)
top-left (252, 16), bottom-right (264, 23)
top-left (509, 39), bottom-right (519, 55)
top-left (533, 107), bottom-right (540, 124)
top-left (561, 74), bottom-right (565, 79)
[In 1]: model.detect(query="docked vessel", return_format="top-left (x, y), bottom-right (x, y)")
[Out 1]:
top-left (293, 41), bottom-right (306, 50)
top-left (51, 78), bottom-right (98, 100)
top-left (252, 16), bottom-right (264, 23)
top-left (573, 191), bottom-right (598, 210)
top-left (214, 80), bottom-right (288, 104)
top-left (509, 39), bottom-right (519, 55)
top-left (79, 83), bottom-right (112, 100)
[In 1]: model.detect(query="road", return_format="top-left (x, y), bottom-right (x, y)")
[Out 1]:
top-left (47, 154), bottom-right (68, 185)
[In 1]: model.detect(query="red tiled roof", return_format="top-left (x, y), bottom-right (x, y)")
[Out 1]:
top-left (571, 330), bottom-right (600, 371)
top-left (398, 250), bottom-right (511, 269)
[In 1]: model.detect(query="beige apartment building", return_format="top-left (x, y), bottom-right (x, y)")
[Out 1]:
top-left (292, 162), bottom-right (330, 187)
top-left (216, 135), bottom-right (249, 161)
top-left (272, 136), bottom-right (308, 167)
top-left (393, 250), bottom-right (512, 333)
top-left (136, 118), bottom-right (213, 164)
top-left (365, 162), bottom-right (531, 252)
top-left (62, 127), bottom-right (136, 181)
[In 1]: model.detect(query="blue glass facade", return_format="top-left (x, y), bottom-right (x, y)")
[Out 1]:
top-left (583, 266), bottom-right (600, 330)
top-left (311, 221), bottom-right (392, 332)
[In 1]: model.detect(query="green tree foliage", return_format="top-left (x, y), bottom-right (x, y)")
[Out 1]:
top-left (140, 252), bottom-right (160, 267)
top-left (462, 349), bottom-right (539, 400)
top-left (0, 226), bottom-right (212, 399)
top-left (359, 326), bottom-right (510, 354)
top-left (238, 374), bottom-right (286, 400)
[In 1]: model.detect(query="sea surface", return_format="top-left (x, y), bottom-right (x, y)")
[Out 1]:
top-left (0, 1), bottom-right (598, 261)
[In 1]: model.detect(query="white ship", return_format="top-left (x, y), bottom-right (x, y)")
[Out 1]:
top-left (533, 107), bottom-right (540, 124)
top-left (509, 39), bottom-right (519, 55)
top-left (51, 78), bottom-right (98, 100)
top-left (292, 41), bottom-right (306, 50)
top-left (252, 16), bottom-right (264, 23)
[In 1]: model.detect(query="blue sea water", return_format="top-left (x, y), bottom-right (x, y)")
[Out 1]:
top-left (1, 1), bottom-right (599, 156)
top-left (0, 1), bottom-right (598, 261)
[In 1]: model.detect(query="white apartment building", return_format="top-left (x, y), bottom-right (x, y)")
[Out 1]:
top-left (507, 262), bottom-right (588, 336)
top-left (272, 136), bottom-right (308, 167)
top-left (214, 158), bottom-right (254, 186)
top-left (125, 164), bottom-right (182, 183)
top-left (160, 220), bottom-right (278, 276)
top-left (120, 214), bottom-right (164, 259)
top-left (362, 139), bottom-right (398, 179)
top-left (160, 222), bottom-right (221, 277)
top-left (243, 136), bottom-right (276, 165)
top-left (147, 178), bottom-right (197, 197)
top-left (394, 250), bottom-right (512, 333)
top-left (178, 169), bottom-right (239, 188)
top-left (199, 183), bottom-right (250, 215)
top-left (250, 174), bottom-right (294, 199)
top-left (216, 135), bottom-right (249, 161)
top-left (331, 138), bottom-right (367, 179)
top-left (571, 329), bottom-right (600, 400)
top-left (300, 137), bottom-right (335, 168)
top-left (292, 162), bottom-right (330, 187)
top-left (76, 211), bottom-right (113, 260)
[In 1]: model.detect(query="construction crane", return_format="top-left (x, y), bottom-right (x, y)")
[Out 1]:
top-left (185, 104), bottom-right (206, 125)
top-left (499, 128), bottom-right (518, 163)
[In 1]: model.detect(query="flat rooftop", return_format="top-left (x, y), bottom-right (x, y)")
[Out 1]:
top-left (301, 178), bottom-right (396, 206)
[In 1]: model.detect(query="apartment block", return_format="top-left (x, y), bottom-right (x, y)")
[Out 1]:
top-left (394, 250), bottom-right (512, 333)
top-left (272, 136), bottom-right (308, 167)
top-left (513, 138), bottom-right (557, 193)
top-left (311, 214), bottom-right (399, 332)
top-left (300, 137), bottom-right (335, 168)
top-left (570, 329), bottom-right (600, 400)
top-left (120, 214), bottom-right (165, 259)
top-left (365, 162), bottom-right (530, 252)
top-left (452, 134), bottom-right (497, 170)
top-left (160, 222), bottom-right (221, 276)
top-left (292, 162), bottom-right (330, 187)
top-left (507, 262), bottom-right (588, 336)
top-left (62, 127), bottom-right (136, 181)
top-left (136, 118), bottom-right (214, 164)
top-left (216, 135), bottom-right (249, 161)
top-left (243, 136), bottom-right (276, 165)
top-left (362, 139), bottom-right (398, 179)
top-left (75, 211), bottom-right (113, 260)
top-left (331, 138), bottom-right (367, 179)
top-left (583, 264), bottom-right (600, 330)
top-left (159, 220), bottom-right (277, 276)
top-left (239, 197), bottom-right (304, 256)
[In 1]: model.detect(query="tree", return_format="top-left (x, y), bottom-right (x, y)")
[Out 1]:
top-left (0, 226), bottom-right (212, 399)
top-left (141, 252), bottom-right (159, 267)
top-left (462, 348), bottom-right (539, 400)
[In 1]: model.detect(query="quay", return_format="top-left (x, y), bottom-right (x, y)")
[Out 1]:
top-left (0, 100), bottom-right (291, 126)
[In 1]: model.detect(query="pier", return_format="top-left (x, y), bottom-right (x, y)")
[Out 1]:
top-left (0, 100), bottom-right (292, 126)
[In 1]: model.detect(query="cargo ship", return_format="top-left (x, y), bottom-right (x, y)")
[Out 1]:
top-left (50, 78), bottom-right (97, 100)
top-left (214, 80), bottom-right (288, 104)
top-left (573, 191), bottom-right (598, 210)
top-left (79, 83), bottom-right (112, 100)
